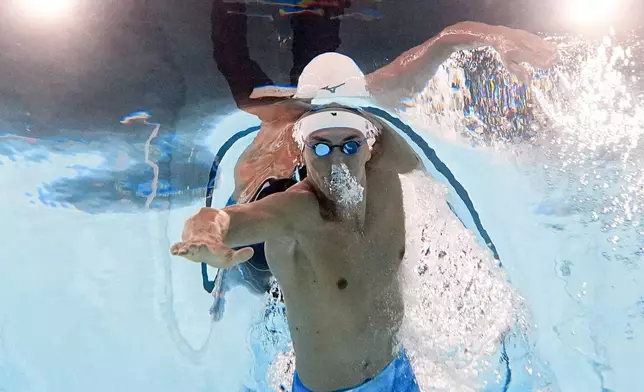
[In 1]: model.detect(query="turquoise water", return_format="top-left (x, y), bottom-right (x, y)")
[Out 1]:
top-left (1, 11), bottom-right (643, 392)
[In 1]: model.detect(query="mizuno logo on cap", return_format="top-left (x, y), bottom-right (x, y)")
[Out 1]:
top-left (320, 82), bottom-right (346, 94)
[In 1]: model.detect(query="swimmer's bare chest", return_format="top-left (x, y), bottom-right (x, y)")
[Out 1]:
top-left (264, 168), bottom-right (407, 390)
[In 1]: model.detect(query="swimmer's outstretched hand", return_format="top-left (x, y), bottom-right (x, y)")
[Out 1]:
top-left (170, 207), bottom-right (254, 268)
top-left (487, 24), bottom-right (559, 84)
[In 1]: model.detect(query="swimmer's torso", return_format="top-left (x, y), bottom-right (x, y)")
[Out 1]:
top-left (265, 165), bottom-right (407, 391)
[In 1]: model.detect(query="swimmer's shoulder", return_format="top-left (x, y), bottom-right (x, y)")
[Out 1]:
top-left (241, 182), bottom-right (318, 237)
top-left (260, 179), bottom-right (317, 212)
top-left (281, 180), bottom-right (322, 224)
top-left (285, 180), bottom-right (318, 205)
top-left (364, 113), bottom-right (422, 174)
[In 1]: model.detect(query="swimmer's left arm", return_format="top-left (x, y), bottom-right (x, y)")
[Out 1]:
top-left (365, 21), bottom-right (558, 107)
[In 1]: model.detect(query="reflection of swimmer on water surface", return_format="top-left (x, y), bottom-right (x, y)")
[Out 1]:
top-left (173, 3), bottom-right (558, 390)
top-left (120, 110), bottom-right (162, 208)
top-left (0, 133), bottom-right (38, 144)
top-left (119, 111), bottom-right (154, 125)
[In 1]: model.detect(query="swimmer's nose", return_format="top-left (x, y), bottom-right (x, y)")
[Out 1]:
top-left (329, 149), bottom-right (345, 163)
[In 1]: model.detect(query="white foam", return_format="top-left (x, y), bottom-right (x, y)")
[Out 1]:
top-left (267, 344), bottom-right (295, 391)
top-left (397, 170), bottom-right (522, 391)
top-left (325, 163), bottom-right (365, 208)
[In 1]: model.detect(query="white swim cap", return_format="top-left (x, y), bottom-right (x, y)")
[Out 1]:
top-left (294, 52), bottom-right (370, 104)
top-left (291, 53), bottom-right (378, 149)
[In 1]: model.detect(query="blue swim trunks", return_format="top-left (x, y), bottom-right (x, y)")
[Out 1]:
top-left (292, 350), bottom-right (420, 392)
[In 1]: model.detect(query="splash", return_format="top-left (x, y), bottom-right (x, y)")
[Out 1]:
top-left (400, 32), bottom-right (643, 244)
top-left (252, 284), bottom-right (294, 391)
top-left (395, 29), bottom-right (644, 390)
top-left (325, 163), bottom-right (365, 208)
top-left (530, 32), bottom-right (644, 243)
top-left (268, 345), bottom-right (296, 391)
top-left (397, 170), bottom-right (524, 391)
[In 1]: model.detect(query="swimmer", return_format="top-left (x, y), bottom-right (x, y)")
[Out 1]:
top-left (173, 21), bottom-right (557, 391)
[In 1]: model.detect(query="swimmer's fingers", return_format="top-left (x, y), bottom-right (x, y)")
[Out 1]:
top-left (171, 241), bottom-right (220, 265)
top-left (494, 27), bottom-right (560, 83)
top-left (502, 56), bottom-right (531, 85)
top-left (510, 40), bottom-right (560, 69)
top-left (531, 40), bottom-right (560, 69)
top-left (170, 241), bottom-right (254, 268)
top-left (500, 47), bottom-right (556, 85)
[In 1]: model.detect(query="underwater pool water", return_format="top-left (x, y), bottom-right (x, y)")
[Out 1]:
top-left (0, 8), bottom-right (642, 391)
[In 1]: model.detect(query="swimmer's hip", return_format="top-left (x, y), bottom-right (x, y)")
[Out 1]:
top-left (292, 349), bottom-right (420, 392)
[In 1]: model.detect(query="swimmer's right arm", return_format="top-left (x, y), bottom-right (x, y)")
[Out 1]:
top-left (170, 191), bottom-right (309, 268)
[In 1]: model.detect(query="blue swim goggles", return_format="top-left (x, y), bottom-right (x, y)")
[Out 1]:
top-left (305, 139), bottom-right (365, 157)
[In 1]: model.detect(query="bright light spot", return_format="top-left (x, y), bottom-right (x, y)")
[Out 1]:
top-left (12, 0), bottom-right (74, 20)
top-left (567, 0), bottom-right (617, 25)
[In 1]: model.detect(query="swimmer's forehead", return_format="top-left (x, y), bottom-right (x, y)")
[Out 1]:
top-left (306, 128), bottom-right (366, 142)
top-left (300, 106), bottom-right (371, 139)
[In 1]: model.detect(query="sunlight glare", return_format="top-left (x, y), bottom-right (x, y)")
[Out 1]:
top-left (567, 0), bottom-right (618, 26)
top-left (13, 0), bottom-right (74, 20)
